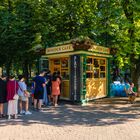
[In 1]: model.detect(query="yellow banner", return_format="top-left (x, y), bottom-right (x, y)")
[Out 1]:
top-left (89, 45), bottom-right (110, 54)
top-left (46, 44), bottom-right (110, 54)
top-left (46, 44), bottom-right (73, 54)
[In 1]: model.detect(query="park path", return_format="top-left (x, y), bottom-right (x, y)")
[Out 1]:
top-left (0, 98), bottom-right (140, 140)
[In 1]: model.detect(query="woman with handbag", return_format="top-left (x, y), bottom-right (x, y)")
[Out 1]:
top-left (7, 75), bottom-right (19, 119)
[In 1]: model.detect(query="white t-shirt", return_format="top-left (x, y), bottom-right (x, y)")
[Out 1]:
top-left (18, 81), bottom-right (27, 96)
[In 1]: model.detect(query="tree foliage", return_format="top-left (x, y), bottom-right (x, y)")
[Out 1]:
top-left (0, 0), bottom-right (140, 84)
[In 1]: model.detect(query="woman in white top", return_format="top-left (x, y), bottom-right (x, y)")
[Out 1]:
top-left (18, 75), bottom-right (32, 115)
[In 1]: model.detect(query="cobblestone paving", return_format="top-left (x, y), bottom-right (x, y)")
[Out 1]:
top-left (0, 98), bottom-right (140, 140)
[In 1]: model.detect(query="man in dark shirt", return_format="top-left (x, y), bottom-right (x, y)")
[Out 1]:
top-left (34, 70), bottom-right (46, 110)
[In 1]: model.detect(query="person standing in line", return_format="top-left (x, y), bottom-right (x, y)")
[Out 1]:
top-left (33, 70), bottom-right (46, 111)
top-left (51, 72), bottom-right (61, 107)
top-left (0, 75), bottom-right (7, 118)
top-left (56, 71), bottom-right (62, 103)
top-left (45, 70), bottom-right (52, 105)
top-left (31, 80), bottom-right (35, 106)
top-left (18, 75), bottom-right (32, 115)
top-left (7, 75), bottom-right (19, 119)
top-left (43, 76), bottom-right (48, 106)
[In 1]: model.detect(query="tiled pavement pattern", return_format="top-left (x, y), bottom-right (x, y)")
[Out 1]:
top-left (0, 98), bottom-right (140, 140)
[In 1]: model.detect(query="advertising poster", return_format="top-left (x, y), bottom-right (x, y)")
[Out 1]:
top-left (70, 55), bottom-right (81, 101)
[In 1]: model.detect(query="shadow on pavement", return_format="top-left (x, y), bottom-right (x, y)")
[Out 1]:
top-left (0, 97), bottom-right (140, 127)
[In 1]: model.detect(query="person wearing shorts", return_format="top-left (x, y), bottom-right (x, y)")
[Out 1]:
top-left (33, 70), bottom-right (46, 111)
top-left (18, 75), bottom-right (32, 115)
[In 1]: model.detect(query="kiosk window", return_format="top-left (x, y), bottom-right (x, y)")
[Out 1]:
top-left (54, 59), bottom-right (60, 65)
top-left (100, 66), bottom-right (105, 71)
top-left (93, 69), bottom-right (99, 78)
top-left (86, 57), bottom-right (106, 79)
top-left (61, 58), bottom-right (69, 80)
top-left (50, 58), bottom-right (69, 80)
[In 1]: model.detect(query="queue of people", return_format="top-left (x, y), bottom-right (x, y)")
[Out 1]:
top-left (0, 69), bottom-right (62, 119)
top-left (0, 74), bottom-right (32, 119)
top-left (32, 70), bottom-right (61, 110)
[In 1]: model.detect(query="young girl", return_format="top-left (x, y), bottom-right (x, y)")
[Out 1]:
top-left (51, 72), bottom-right (61, 107)
top-left (128, 82), bottom-right (137, 103)
top-left (7, 75), bottom-right (19, 119)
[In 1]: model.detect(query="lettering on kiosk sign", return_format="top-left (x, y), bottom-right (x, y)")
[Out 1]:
top-left (46, 44), bottom-right (73, 54)
top-left (89, 45), bottom-right (110, 54)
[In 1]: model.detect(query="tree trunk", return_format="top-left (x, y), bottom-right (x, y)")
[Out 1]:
top-left (29, 64), bottom-right (32, 78)
top-left (6, 61), bottom-right (12, 78)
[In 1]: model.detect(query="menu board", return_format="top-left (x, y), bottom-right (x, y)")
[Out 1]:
top-left (70, 55), bottom-right (81, 102)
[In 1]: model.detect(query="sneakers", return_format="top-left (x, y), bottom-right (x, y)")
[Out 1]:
top-left (54, 104), bottom-right (58, 107)
top-left (25, 111), bottom-right (32, 115)
top-left (20, 110), bottom-right (26, 115)
top-left (20, 110), bottom-right (32, 115)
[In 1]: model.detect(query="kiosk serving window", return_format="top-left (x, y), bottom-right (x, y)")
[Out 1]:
top-left (50, 57), bottom-right (69, 80)
top-left (86, 57), bottom-right (106, 79)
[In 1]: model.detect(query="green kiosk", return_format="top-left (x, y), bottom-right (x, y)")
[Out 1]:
top-left (41, 38), bottom-right (111, 103)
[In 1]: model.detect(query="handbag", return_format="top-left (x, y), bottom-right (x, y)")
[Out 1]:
top-left (13, 81), bottom-right (19, 100)
top-left (13, 94), bottom-right (19, 100)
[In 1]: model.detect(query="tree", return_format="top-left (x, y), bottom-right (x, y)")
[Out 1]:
top-left (0, 0), bottom-right (43, 78)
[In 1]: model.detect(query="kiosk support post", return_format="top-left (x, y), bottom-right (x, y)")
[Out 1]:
top-left (107, 58), bottom-right (111, 97)
top-left (80, 54), bottom-right (87, 104)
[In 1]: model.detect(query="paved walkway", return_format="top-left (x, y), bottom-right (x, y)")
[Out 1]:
top-left (0, 98), bottom-right (140, 140)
